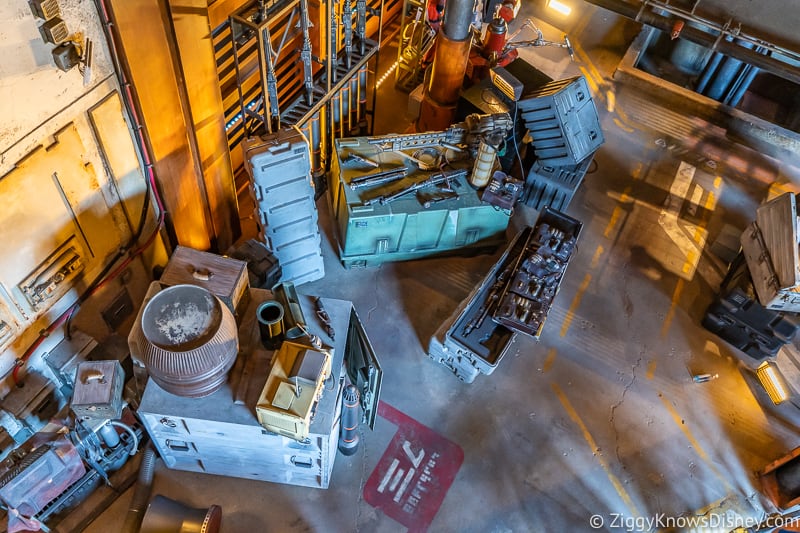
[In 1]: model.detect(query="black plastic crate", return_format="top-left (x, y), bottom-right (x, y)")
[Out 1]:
top-left (702, 253), bottom-right (798, 359)
top-left (523, 102), bottom-right (604, 166)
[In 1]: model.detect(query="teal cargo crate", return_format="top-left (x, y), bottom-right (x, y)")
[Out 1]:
top-left (329, 137), bottom-right (511, 267)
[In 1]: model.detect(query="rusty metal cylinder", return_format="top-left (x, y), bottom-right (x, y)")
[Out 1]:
top-left (427, 33), bottom-right (472, 106)
top-left (470, 141), bottom-right (497, 188)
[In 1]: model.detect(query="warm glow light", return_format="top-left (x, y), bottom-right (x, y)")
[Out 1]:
top-left (376, 60), bottom-right (399, 89)
top-left (757, 361), bottom-right (790, 405)
top-left (547, 0), bottom-right (572, 16)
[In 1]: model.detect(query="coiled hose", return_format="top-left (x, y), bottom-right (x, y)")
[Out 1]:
top-left (121, 444), bottom-right (157, 533)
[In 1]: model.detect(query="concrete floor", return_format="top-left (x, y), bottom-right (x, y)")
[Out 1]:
top-left (86, 4), bottom-right (800, 532)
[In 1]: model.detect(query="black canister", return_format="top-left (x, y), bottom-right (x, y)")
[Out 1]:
top-left (257, 300), bottom-right (285, 350)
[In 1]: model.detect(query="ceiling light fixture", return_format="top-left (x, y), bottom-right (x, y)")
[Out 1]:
top-left (547, 0), bottom-right (572, 16)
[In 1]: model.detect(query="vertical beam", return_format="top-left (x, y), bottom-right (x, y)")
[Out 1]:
top-left (168, 0), bottom-right (241, 252)
top-left (105, 0), bottom-right (213, 251)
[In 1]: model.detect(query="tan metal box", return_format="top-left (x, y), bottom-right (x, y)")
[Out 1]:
top-left (256, 340), bottom-right (332, 441)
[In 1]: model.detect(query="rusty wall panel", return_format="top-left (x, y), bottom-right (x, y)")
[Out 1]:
top-left (169, 0), bottom-right (241, 251)
top-left (106, 0), bottom-right (213, 251)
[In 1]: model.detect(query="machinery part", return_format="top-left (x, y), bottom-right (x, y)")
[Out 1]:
top-left (53, 41), bottom-right (81, 71)
top-left (338, 385), bottom-right (360, 456)
top-left (342, 0), bottom-right (354, 68)
top-left (98, 421), bottom-right (121, 448)
top-left (463, 265), bottom-right (512, 337)
top-left (342, 152), bottom-right (379, 168)
top-left (329, 0), bottom-right (339, 82)
top-left (470, 141), bottom-right (497, 188)
top-left (122, 445), bottom-right (157, 533)
top-left (138, 285), bottom-right (239, 398)
top-left (441, 0), bottom-right (473, 41)
top-left (364, 168), bottom-right (468, 206)
top-left (257, 300), bottom-right (285, 350)
top-left (418, 0), bottom-right (475, 130)
top-left (483, 16), bottom-right (508, 60)
top-left (314, 297), bottom-right (335, 340)
top-left (299, 0), bottom-right (315, 105)
top-left (356, 0), bottom-right (367, 55)
top-left (140, 495), bottom-right (222, 533)
top-left (349, 166), bottom-right (408, 189)
top-left (109, 421), bottom-right (139, 456)
top-left (272, 282), bottom-right (308, 340)
top-left (582, 0), bottom-right (800, 86)
top-left (426, 33), bottom-right (473, 107)
top-left (482, 171), bottom-right (523, 210)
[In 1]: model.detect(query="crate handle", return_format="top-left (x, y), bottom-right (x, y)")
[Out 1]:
top-left (291, 455), bottom-right (313, 468)
top-left (83, 370), bottom-right (106, 384)
top-left (192, 268), bottom-right (214, 281)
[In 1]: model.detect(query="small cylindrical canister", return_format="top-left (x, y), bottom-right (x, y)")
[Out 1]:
top-left (470, 141), bottom-right (497, 188)
top-left (338, 385), bottom-right (360, 456)
top-left (257, 300), bottom-right (285, 350)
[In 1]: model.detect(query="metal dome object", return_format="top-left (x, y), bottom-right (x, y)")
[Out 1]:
top-left (139, 284), bottom-right (238, 398)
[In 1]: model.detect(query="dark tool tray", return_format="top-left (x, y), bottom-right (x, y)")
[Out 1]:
top-left (493, 207), bottom-right (582, 339)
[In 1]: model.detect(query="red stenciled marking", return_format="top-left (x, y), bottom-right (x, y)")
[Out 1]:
top-left (363, 401), bottom-right (464, 533)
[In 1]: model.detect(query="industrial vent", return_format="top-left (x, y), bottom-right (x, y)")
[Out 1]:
top-left (40, 17), bottom-right (69, 44)
top-left (31, 0), bottom-right (61, 20)
top-left (138, 284), bottom-right (239, 398)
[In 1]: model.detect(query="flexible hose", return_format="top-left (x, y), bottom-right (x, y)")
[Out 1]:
top-left (121, 444), bottom-right (157, 533)
top-left (110, 421), bottom-right (139, 456)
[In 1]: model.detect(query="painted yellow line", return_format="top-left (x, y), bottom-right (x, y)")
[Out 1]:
top-left (682, 249), bottom-right (697, 274)
top-left (574, 43), bottom-right (605, 89)
top-left (553, 383), bottom-right (641, 515)
top-left (560, 273), bottom-right (592, 337)
top-left (606, 89), bottom-right (616, 113)
top-left (579, 66), bottom-right (599, 94)
top-left (613, 117), bottom-right (635, 133)
top-left (604, 206), bottom-right (623, 238)
top-left (591, 245), bottom-right (604, 269)
top-left (542, 348), bottom-right (557, 373)
top-left (646, 360), bottom-right (657, 380)
top-left (659, 394), bottom-right (732, 490)
top-left (631, 163), bottom-right (643, 181)
top-left (661, 278), bottom-right (684, 338)
top-left (620, 186), bottom-right (632, 202)
top-left (704, 190), bottom-right (716, 211)
top-left (713, 176), bottom-right (722, 189)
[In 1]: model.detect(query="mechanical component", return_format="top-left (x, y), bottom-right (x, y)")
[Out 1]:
top-left (470, 140), bottom-right (497, 188)
top-left (348, 167), bottom-right (408, 189)
top-left (299, 0), bottom-right (316, 105)
top-left (482, 171), bottom-right (523, 210)
top-left (330, 0), bottom-right (339, 82)
top-left (364, 168), bottom-right (468, 206)
top-left (342, 0), bottom-right (354, 68)
top-left (314, 297), bottom-right (335, 341)
top-left (356, 0), bottom-right (367, 55)
top-left (272, 282), bottom-right (309, 340)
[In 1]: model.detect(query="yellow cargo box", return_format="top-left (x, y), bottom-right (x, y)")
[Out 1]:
top-left (256, 340), bottom-right (332, 441)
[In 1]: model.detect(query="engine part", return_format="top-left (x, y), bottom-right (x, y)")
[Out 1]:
top-left (140, 495), bottom-right (222, 533)
top-left (136, 285), bottom-right (239, 398)
top-left (470, 141), bottom-right (497, 188)
top-left (272, 282), bottom-right (308, 340)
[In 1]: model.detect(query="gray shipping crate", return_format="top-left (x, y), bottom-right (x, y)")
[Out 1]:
top-left (243, 130), bottom-right (324, 285)
top-left (521, 155), bottom-right (594, 211)
top-left (426, 229), bottom-right (529, 382)
top-left (138, 290), bottom-right (382, 489)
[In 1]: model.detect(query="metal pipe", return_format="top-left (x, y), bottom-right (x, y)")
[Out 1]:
top-left (582, 0), bottom-right (800, 86)
top-left (442, 0), bottom-right (473, 41)
top-left (695, 50), bottom-right (724, 93)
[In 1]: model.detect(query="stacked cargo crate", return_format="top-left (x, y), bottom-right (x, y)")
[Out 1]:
top-left (517, 75), bottom-right (604, 211)
top-left (243, 129), bottom-right (325, 286)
